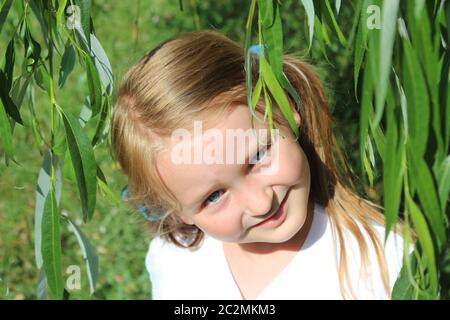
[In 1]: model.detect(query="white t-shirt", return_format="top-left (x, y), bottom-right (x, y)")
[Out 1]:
top-left (145, 202), bottom-right (409, 300)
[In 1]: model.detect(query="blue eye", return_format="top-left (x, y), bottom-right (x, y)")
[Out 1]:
top-left (250, 144), bottom-right (271, 164)
top-left (205, 190), bottom-right (223, 206)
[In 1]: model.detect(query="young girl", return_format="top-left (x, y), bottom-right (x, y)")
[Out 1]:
top-left (111, 30), bottom-right (409, 300)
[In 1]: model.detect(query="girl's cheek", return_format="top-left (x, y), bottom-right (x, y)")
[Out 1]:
top-left (275, 141), bottom-right (307, 185)
top-left (197, 213), bottom-right (243, 242)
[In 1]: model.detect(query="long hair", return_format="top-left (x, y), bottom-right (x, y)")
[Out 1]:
top-left (111, 30), bottom-right (404, 298)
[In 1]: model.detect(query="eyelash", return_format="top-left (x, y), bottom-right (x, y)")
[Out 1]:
top-left (202, 143), bottom-right (272, 208)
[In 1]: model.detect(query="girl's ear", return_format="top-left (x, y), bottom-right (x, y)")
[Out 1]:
top-left (293, 109), bottom-right (301, 128)
top-left (289, 100), bottom-right (301, 128)
top-left (287, 97), bottom-right (301, 128)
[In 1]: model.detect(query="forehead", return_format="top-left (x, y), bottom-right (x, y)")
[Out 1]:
top-left (155, 105), bottom-right (270, 209)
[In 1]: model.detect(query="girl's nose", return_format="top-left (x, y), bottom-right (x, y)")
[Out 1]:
top-left (240, 184), bottom-right (275, 218)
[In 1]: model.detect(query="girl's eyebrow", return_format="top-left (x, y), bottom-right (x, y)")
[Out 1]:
top-left (187, 133), bottom-right (273, 210)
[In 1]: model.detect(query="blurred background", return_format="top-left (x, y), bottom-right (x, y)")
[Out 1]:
top-left (0, 0), bottom-right (368, 299)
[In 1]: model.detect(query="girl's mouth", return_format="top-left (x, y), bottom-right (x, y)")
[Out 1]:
top-left (253, 189), bottom-right (290, 228)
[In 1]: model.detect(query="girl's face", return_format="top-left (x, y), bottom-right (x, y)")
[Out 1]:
top-left (156, 104), bottom-right (311, 245)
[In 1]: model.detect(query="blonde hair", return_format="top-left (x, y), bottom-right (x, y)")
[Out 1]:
top-left (111, 30), bottom-right (404, 299)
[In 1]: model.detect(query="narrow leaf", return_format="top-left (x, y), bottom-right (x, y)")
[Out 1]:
top-left (324, 0), bottom-right (347, 45)
top-left (373, 0), bottom-right (399, 128)
top-left (98, 178), bottom-right (120, 207)
top-left (437, 155), bottom-right (450, 215)
top-left (0, 0), bottom-right (13, 33)
top-left (35, 151), bottom-right (62, 268)
top-left (41, 188), bottom-right (64, 299)
top-left (335, 0), bottom-right (341, 14)
top-left (91, 95), bottom-right (109, 146)
top-left (37, 267), bottom-right (47, 300)
top-left (383, 88), bottom-right (404, 238)
top-left (0, 70), bottom-right (23, 125)
top-left (409, 150), bottom-right (445, 250)
top-left (89, 33), bottom-right (113, 95)
top-left (0, 97), bottom-right (13, 158)
top-left (259, 0), bottom-right (283, 82)
top-left (60, 109), bottom-right (97, 222)
top-left (65, 217), bottom-right (98, 294)
top-left (260, 55), bottom-right (299, 138)
top-left (85, 57), bottom-right (102, 117)
top-left (407, 195), bottom-right (438, 293)
top-left (74, 0), bottom-right (92, 43)
top-left (58, 42), bottom-right (76, 88)
top-left (4, 38), bottom-right (15, 90)
top-left (300, 0), bottom-right (315, 49)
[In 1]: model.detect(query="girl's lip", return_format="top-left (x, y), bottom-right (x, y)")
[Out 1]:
top-left (253, 189), bottom-right (290, 227)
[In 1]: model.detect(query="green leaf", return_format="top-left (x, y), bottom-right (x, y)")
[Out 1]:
top-left (409, 150), bottom-right (445, 251)
top-left (383, 88), bottom-right (404, 238)
top-left (300, 0), bottom-right (315, 49)
top-left (35, 151), bottom-right (62, 269)
top-left (53, 126), bottom-right (68, 157)
top-left (89, 33), bottom-right (113, 95)
top-left (251, 77), bottom-right (262, 113)
top-left (315, 15), bottom-right (331, 46)
top-left (360, 49), bottom-right (373, 186)
top-left (58, 42), bottom-right (76, 88)
top-left (260, 55), bottom-right (299, 138)
top-left (244, 0), bottom-right (257, 121)
top-left (24, 27), bottom-right (41, 72)
top-left (280, 72), bottom-right (301, 113)
top-left (91, 96), bottom-right (110, 146)
top-left (75, 31), bottom-right (114, 96)
top-left (373, 0), bottom-right (399, 128)
top-left (0, 95), bottom-right (13, 159)
top-left (335, 0), bottom-right (341, 14)
top-left (414, 0), bottom-right (426, 19)
top-left (324, 0), bottom-right (347, 45)
top-left (354, 0), bottom-right (370, 94)
top-left (0, 70), bottom-right (23, 125)
top-left (85, 57), bottom-right (102, 117)
top-left (34, 64), bottom-right (52, 94)
top-left (436, 155), bottom-right (450, 216)
top-left (259, 0), bottom-right (283, 82)
top-left (27, 86), bottom-right (45, 152)
top-left (0, 0), bottom-right (13, 33)
top-left (98, 178), bottom-right (120, 207)
top-left (74, 0), bottom-right (92, 43)
top-left (60, 109), bottom-right (97, 222)
top-left (10, 74), bottom-right (31, 113)
top-left (62, 151), bottom-right (77, 183)
top-left (402, 41), bottom-right (429, 158)
top-left (391, 262), bottom-right (415, 299)
top-left (79, 96), bottom-right (93, 128)
top-left (262, 83), bottom-right (274, 133)
top-left (28, 1), bottom-right (48, 43)
top-left (41, 188), bottom-right (64, 299)
top-left (313, 16), bottom-right (331, 62)
top-left (439, 50), bottom-right (450, 150)
top-left (407, 195), bottom-right (438, 294)
top-left (64, 217), bottom-right (98, 295)
top-left (56, 0), bottom-right (68, 27)
top-left (37, 267), bottom-right (47, 300)
top-left (393, 69), bottom-right (408, 136)
top-left (4, 38), bottom-right (15, 90)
